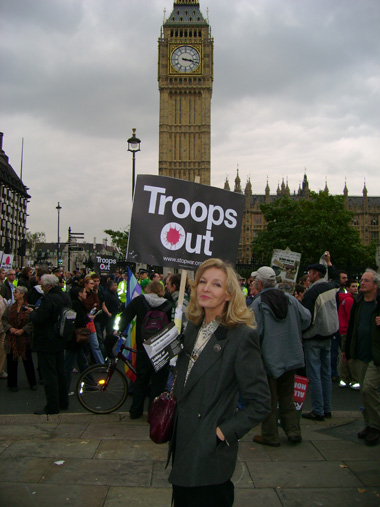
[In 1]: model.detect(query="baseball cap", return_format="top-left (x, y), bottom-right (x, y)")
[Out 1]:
top-left (255, 267), bottom-right (277, 282)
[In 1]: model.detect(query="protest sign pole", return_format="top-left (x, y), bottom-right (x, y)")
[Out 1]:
top-left (174, 269), bottom-right (187, 334)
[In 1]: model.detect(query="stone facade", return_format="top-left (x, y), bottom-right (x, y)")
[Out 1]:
top-left (158, 0), bottom-right (213, 185)
top-left (224, 171), bottom-right (380, 265)
top-left (0, 132), bottom-right (30, 264)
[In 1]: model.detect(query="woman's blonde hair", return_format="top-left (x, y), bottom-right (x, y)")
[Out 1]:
top-left (187, 258), bottom-right (256, 328)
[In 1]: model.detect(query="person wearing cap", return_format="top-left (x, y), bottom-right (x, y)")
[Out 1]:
top-left (0, 270), bottom-right (17, 305)
top-left (301, 252), bottom-right (340, 421)
top-left (250, 267), bottom-right (311, 446)
top-left (138, 269), bottom-right (150, 293)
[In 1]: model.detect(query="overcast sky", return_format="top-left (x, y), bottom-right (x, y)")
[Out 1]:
top-left (1, 0), bottom-right (379, 245)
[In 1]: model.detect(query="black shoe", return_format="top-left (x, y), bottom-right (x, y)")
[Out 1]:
top-left (324, 412), bottom-right (332, 418)
top-left (365, 427), bottom-right (380, 445)
top-left (302, 411), bottom-right (324, 421)
top-left (288, 435), bottom-right (302, 443)
top-left (358, 426), bottom-right (371, 439)
top-left (8, 387), bottom-right (18, 392)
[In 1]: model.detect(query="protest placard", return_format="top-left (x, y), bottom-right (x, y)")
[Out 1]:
top-left (93, 255), bottom-right (118, 276)
top-left (0, 253), bottom-right (13, 269)
top-left (271, 247), bottom-right (301, 292)
top-left (127, 175), bottom-right (245, 270)
top-left (143, 322), bottom-right (182, 372)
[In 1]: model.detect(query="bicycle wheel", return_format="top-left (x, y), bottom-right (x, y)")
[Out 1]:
top-left (76, 364), bottom-right (128, 414)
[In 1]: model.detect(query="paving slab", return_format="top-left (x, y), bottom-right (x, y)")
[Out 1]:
top-left (345, 460), bottom-right (380, 487)
top-left (41, 458), bottom-right (152, 487)
top-left (232, 461), bottom-right (257, 489)
top-left (95, 439), bottom-right (168, 461)
top-left (234, 488), bottom-right (282, 506)
top-left (246, 440), bottom-right (325, 463)
top-left (2, 438), bottom-right (100, 459)
top-left (104, 486), bottom-right (172, 506)
top-left (277, 487), bottom-right (380, 507)
top-left (81, 422), bottom-right (149, 440)
top-left (51, 423), bottom-right (90, 439)
top-left (0, 456), bottom-right (52, 483)
top-left (0, 441), bottom-right (11, 456)
top-left (0, 423), bottom-right (60, 439)
top-left (237, 441), bottom-right (272, 462)
top-left (313, 439), bottom-right (380, 461)
top-left (151, 460), bottom-right (171, 488)
top-left (246, 461), bottom-right (362, 488)
top-left (0, 483), bottom-right (108, 507)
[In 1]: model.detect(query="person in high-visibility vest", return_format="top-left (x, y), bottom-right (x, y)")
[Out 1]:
top-left (117, 273), bottom-right (128, 304)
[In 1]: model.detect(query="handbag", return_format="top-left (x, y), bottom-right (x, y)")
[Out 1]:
top-left (75, 327), bottom-right (91, 343)
top-left (148, 375), bottom-right (177, 444)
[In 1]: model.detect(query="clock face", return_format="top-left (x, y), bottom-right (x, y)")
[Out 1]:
top-left (171, 46), bottom-right (200, 73)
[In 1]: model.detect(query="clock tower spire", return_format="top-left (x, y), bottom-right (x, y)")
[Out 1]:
top-left (158, 1), bottom-right (213, 185)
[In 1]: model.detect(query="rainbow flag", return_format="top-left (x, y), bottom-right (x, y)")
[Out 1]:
top-left (121, 267), bottom-right (142, 382)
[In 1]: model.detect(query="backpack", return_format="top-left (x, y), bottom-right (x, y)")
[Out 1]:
top-left (56, 306), bottom-right (77, 339)
top-left (141, 301), bottom-right (171, 342)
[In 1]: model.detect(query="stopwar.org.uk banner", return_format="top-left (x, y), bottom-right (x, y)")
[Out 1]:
top-left (127, 175), bottom-right (245, 270)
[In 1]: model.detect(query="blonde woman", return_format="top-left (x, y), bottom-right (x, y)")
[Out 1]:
top-left (168, 258), bottom-right (271, 506)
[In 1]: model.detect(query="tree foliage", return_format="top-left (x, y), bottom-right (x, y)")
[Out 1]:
top-left (25, 231), bottom-right (46, 255)
top-left (104, 228), bottom-right (129, 255)
top-left (252, 192), bottom-right (376, 275)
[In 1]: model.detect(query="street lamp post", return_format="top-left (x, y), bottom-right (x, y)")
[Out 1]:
top-left (127, 128), bottom-right (141, 199)
top-left (56, 202), bottom-right (62, 266)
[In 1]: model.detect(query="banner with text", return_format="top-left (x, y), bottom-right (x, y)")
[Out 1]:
top-left (94, 255), bottom-right (118, 276)
top-left (127, 175), bottom-right (245, 270)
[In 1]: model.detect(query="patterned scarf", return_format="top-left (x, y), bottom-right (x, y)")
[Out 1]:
top-left (5, 303), bottom-right (30, 360)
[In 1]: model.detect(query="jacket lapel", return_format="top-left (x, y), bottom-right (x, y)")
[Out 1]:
top-left (178, 325), bottom-right (228, 400)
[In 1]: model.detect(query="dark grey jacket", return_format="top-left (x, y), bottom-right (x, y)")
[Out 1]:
top-left (168, 322), bottom-right (271, 487)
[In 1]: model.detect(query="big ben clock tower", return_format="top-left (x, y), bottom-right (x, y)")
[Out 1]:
top-left (158, 0), bottom-right (213, 185)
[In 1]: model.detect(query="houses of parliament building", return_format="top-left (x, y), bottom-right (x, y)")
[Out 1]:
top-left (224, 170), bottom-right (380, 265)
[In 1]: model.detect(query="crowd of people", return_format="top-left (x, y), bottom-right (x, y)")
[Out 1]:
top-left (240, 253), bottom-right (380, 450)
top-left (1, 255), bottom-right (380, 505)
top-left (0, 265), bottom-right (190, 413)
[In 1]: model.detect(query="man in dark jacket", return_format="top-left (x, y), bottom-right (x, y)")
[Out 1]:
top-left (29, 274), bottom-right (72, 415)
top-left (301, 252), bottom-right (340, 421)
top-left (346, 269), bottom-right (380, 445)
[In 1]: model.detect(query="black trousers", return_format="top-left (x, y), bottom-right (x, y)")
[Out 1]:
top-left (129, 348), bottom-right (168, 418)
top-left (37, 350), bottom-right (68, 413)
top-left (7, 349), bottom-right (37, 388)
top-left (172, 480), bottom-right (234, 507)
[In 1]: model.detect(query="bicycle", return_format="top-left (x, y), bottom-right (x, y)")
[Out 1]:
top-left (76, 333), bottom-right (137, 414)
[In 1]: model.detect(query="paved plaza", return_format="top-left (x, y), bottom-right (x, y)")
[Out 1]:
top-left (0, 410), bottom-right (379, 506)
